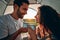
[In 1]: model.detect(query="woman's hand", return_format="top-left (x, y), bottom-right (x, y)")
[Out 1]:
top-left (28, 27), bottom-right (37, 40)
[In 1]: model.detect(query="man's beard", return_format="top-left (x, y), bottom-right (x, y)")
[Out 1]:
top-left (17, 9), bottom-right (24, 19)
top-left (17, 12), bottom-right (23, 19)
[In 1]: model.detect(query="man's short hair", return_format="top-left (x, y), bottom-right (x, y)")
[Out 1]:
top-left (14, 0), bottom-right (29, 7)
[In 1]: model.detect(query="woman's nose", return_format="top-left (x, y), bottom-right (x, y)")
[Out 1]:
top-left (35, 15), bottom-right (38, 18)
top-left (35, 15), bottom-right (37, 18)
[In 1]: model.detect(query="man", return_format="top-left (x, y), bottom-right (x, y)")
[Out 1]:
top-left (0, 0), bottom-right (29, 40)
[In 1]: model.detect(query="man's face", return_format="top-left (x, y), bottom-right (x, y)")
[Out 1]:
top-left (17, 3), bottom-right (29, 19)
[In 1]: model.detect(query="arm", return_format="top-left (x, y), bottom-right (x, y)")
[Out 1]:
top-left (28, 27), bottom-right (37, 40)
top-left (0, 27), bottom-right (28, 40)
top-left (8, 27), bottom-right (28, 40)
top-left (0, 21), bottom-right (28, 40)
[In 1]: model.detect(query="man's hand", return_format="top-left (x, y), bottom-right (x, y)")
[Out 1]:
top-left (19, 27), bottom-right (28, 33)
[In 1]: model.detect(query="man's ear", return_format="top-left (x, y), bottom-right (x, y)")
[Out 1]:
top-left (13, 4), bottom-right (19, 11)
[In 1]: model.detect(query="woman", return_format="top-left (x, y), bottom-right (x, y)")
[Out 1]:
top-left (35, 5), bottom-right (60, 40)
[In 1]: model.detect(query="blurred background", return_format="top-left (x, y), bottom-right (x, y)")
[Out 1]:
top-left (0, 0), bottom-right (60, 39)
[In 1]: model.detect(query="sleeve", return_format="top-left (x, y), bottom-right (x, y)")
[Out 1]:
top-left (0, 19), bottom-right (8, 39)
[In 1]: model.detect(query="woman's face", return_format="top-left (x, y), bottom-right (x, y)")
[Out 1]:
top-left (35, 9), bottom-right (40, 23)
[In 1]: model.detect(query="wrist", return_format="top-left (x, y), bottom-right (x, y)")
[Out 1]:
top-left (18, 29), bottom-right (21, 34)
